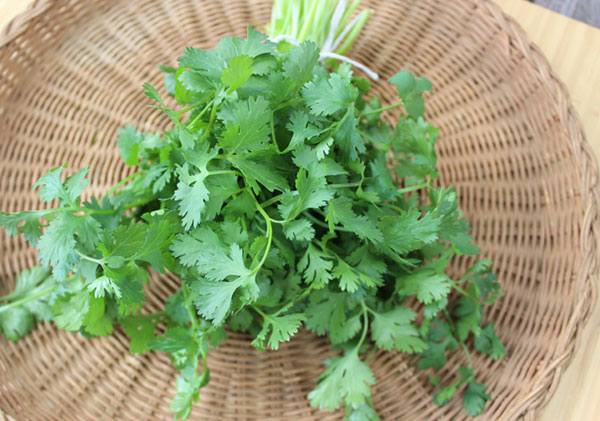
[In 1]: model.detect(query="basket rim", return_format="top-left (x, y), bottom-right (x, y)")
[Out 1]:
top-left (0, 0), bottom-right (598, 419)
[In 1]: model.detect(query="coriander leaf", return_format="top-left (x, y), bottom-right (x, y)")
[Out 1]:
top-left (175, 230), bottom-right (258, 324)
top-left (378, 210), bottom-right (440, 258)
top-left (298, 244), bottom-right (333, 287)
top-left (433, 382), bottom-right (458, 407)
top-left (135, 213), bottom-right (177, 272)
top-left (191, 278), bottom-right (245, 326)
top-left (223, 190), bottom-right (257, 219)
top-left (453, 296), bottom-right (482, 341)
top-left (98, 222), bottom-right (146, 263)
top-left (227, 308), bottom-right (254, 332)
top-left (332, 257), bottom-right (381, 293)
top-left (371, 307), bottom-right (427, 353)
top-left (37, 212), bottom-right (80, 281)
top-left (286, 109), bottom-right (321, 150)
top-left (215, 26), bottom-right (276, 61)
top-left (391, 117), bottom-right (438, 182)
top-left (151, 326), bottom-right (196, 354)
top-left (331, 313), bottom-right (362, 345)
top-left (52, 290), bottom-right (90, 331)
top-left (367, 155), bottom-right (397, 201)
top-left (174, 164), bottom-right (209, 230)
top-left (122, 314), bottom-right (162, 354)
top-left (463, 380), bottom-right (490, 417)
top-left (308, 351), bottom-right (375, 411)
top-left (346, 246), bottom-right (387, 287)
top-left (2, 266), bottom-right (55, 326)
top-left (282, 41), bottom-right (320, 90)
top-left (333, 113), bottom-right (366, 162)
top-left (304, 290), bottom-right (347, 335)
top-left (165, 289), bottom-right (191, 325)
top-left (178, 47), bottom-right (226, 77)
top-left (474, 323), bottom-right (506, 361)
top-left (396, 268), bottom-right (451, 304)
top-left (230, 154), bottom-right (289, 193)
top-left (282, 218), bottom-right (315, 243)
top-left (218, 97), bottom-right (271, 154)
top-left (104, 264), bottom-right (147, 316)
top-left (252, 313), bottom-right (305, 351)
top-left (142, 82), bottom-right (165, 106)
top-left (0, 210), bottom-right (44, 238)
top-left (82, 295), bottom-right (113, 336)
top-left (203, 174), bottom-right (240, 221)
top-left (266, 70), bottom-right (295, 107)
top-left (221, 55), bottom-right (254, 92)
top-left (33, 165), bottom-right (89, 206)
top-left (302, 72), bottom-right (358, 116)
top-left (170, 367), bottom-right (209, 420)
top-left (418, 320), bottom-right (458, 370)
top-left (116, 125), bottom-right (142, 166)
top-left (179, 70), bottom-right (221, 93)
top-left (348, 403), bottom-right (381, 421)
top-left (77, 214), bottom-right (102, 251)
top-left (278, 168), bottom-right (334, 220)
top-left (327, 197), bottom-right (383, 243)
top-left (0, 307), bottom-right (33, 341)
top-left (388, 70), bottom-right (432, 118)
top-left (33, 164), bottom-right (66, 203)
top-left (87, 275), bottom-right (121, 299)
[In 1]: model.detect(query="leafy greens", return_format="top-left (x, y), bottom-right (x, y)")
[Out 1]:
top-left (0, 26), bottom-right (504, 420)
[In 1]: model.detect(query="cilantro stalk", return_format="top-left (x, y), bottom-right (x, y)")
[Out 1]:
top-left (0, 285), bottom-right (56, 314)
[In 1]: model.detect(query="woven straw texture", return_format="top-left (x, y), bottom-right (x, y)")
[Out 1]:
top-left (0, 0), bottom-right (598, 420)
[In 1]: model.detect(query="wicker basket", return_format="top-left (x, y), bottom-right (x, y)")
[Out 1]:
top-left (0, 0), bottom-right (598, 420)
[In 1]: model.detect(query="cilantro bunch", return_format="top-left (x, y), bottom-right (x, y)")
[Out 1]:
top-left (0, 25), bottom-right (505, 421)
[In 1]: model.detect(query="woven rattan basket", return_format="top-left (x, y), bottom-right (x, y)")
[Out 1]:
top-left (0, 0), bottom-right (598, 420)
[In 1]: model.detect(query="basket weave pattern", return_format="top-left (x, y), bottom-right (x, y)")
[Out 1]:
top-left (0, 0), bottom-right (598, 420)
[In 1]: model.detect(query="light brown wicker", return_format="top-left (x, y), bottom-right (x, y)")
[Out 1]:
top-left (0, 0), bottom-right (597, 420)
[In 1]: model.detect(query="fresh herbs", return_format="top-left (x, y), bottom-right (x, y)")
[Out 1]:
top-left (0, 12), bottom-right (504, 421)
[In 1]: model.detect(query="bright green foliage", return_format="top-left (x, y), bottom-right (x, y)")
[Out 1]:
top-left (0, 28), bottom-right (504, 421)
top-left (0, 267), bottom-right (55, 341)
top-left (370, 307), bottom-right (427, 353)
top-left (308, 350), bottom-right (375, 412)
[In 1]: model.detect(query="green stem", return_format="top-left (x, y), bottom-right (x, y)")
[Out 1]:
top-left (355, 301), bottom-right (370, 351)
top-left (330, 181), bottom-right (362, 189)
top-left (201, 101), bottom-right (219, 139)
top-left (251, 304), bottom-right (269, 319)
top-left (364, 345), bottom-right (378, 363)
top-left (460, 341), bottom-right (474, 370)
top-left (273, 98), bottom-right (300, 112)
top-left (104, 171), bottom-right (142, 197)
top-left (298, 0), bottom-right (321, 41)
top-left (360, 102), bottom-right (403, 117)
top-left (307, 209), bottom-right (354, 234)
top-left (124, 197), bottom-right (155, 210)
top-left (397, 181), bottom-right (430, 194)
top-left (0, 286), bottom-right (56, 314)
top-left (183, 283), bottom-right (200, 332)
top-left (178, 100), bottom-right (207, 117)
top-left (74, 249), bottom-right (104, 265)
top-left (207, 170), bottom-right (242, 177)
top-left (270, 112), bottom-right (279, 152)
top-left (273, 284), bottom-right (315, 316)
top-left (451, 281), bottom-right (479, 303)
top-left (250, 199), bottom-right (273, 276)
top-left (442, 309), bottom-right (475, 370)
top-left (260, 194), bottom-right (283, 208)
top-left (185, 99), bottom-right (214, 129)
top-left (302, 211), bottom-right (332, 231)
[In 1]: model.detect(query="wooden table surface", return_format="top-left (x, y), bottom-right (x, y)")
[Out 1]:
top-left (0, 0), bottom-right (599, 420)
